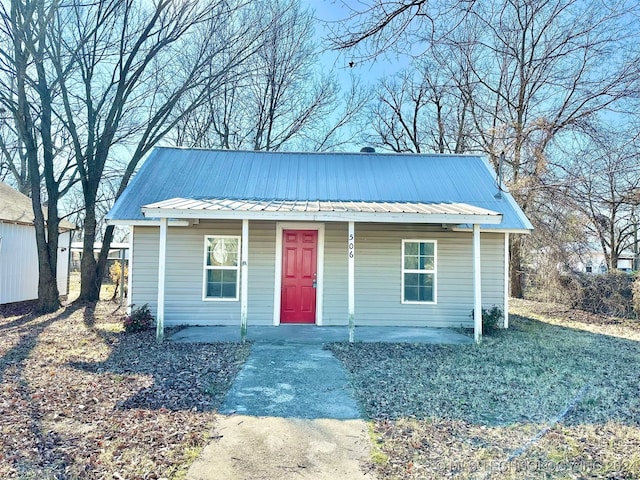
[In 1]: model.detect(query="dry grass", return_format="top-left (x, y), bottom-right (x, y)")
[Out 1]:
top-left (329, 302), bottom-right (640, 479)
top-left (0, 294), bottom-right (250, 479)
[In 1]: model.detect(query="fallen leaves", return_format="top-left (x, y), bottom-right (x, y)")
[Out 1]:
top-left (0, 300), bottom-right (250, 479)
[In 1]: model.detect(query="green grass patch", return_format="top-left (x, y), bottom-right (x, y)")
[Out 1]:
top-left (329, 303), bottom-right (640, 479)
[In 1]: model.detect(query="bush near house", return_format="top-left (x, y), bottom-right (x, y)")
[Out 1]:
top-left (123, 304), bottom-right (155, 333)
top-left (470, 306), bottom-right (504, 335)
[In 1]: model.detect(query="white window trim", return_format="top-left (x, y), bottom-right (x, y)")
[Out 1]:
top-left (273, 222), bottom-right (325, 326)
top-left (401, 239), bottom-right (437, 305)
top-left (202, 235), bottom-right (241, 302)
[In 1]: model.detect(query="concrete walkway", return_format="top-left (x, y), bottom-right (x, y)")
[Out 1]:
top-left (182, 326), bottom-right (471, 479)
top-left (186, 341), bottom-right (374, 479)
top-left (220, 343), bottom-right (360, 418)
top-left (187, 415), bottom-right (374, 480)
top-left (170, 324), bottom-right (473, 344)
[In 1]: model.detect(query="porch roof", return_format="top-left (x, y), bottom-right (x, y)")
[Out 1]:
top-left (141, 197), bottom-right (503, 224)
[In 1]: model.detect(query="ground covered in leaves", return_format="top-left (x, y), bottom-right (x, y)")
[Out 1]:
top-left (0, 300), bottom-right (250, 479)
top-left (328, 303), bottom-right (640, 479)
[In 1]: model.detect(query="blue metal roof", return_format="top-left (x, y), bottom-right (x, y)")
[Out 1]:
top-left (107, 147), bottom-right (532, 231)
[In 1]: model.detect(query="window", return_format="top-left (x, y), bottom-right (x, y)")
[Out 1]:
top-left (402, 240), bottom-right (436, 303)
top-left (203, 236), bottom-right (240, 300)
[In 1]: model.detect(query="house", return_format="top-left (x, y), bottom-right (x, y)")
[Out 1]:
top-left (571, 244), bottom-right (637, 274)
top-left (0, 182), bottom-right (75, 304)
top-left (106, 147), bottom-right (533, 342)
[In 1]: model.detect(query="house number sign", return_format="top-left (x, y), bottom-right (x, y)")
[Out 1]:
top-left (348, 233), bottom-right (354, 258)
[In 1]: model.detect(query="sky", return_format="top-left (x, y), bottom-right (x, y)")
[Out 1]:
top-left (304, 0), bottom-right (410, 88)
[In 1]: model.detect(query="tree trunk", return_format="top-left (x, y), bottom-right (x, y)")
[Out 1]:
top-left (79, 199), bottom-right (100, 301)
top-left (510, 235), bottom-right (525, 299)
top-left (79, 205), bottom-right (116, 302)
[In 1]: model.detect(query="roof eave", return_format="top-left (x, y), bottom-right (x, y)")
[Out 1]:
top-left (140, 206), bottom-right (503, 225)
top-left (452, 226), bottom-right (533, 234)
top-left (106, 218), bottom-right (191, 227)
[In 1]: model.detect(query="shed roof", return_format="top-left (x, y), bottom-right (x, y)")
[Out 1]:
top-left (0, 182), bottom-right (75, 230)
top-left (107, 147), bottom-right (532, 231)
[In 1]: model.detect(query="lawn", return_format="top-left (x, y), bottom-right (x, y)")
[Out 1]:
top-left (2, 290), bottom-right (639, 480)
top-left (0, 295), bottom-right (250, 479)
top-left (328, 299), bottom-right (640, 479)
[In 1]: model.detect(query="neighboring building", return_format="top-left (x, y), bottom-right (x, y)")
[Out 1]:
top-left (571, 245), bottom-right (636, 274)
top-left (0, 182), bottom-right (75, 304)
top-left (70, 242), bottom-right (129, 272)
top-left (107, 147), bottom-right (533, 341)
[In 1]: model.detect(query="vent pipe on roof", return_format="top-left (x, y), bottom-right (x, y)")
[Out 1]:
top-left (360, 146), bottom-right (375, 153)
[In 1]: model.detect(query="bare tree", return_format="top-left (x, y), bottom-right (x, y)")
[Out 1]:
top-left (0, 109), bottom-right (30, 194)
top-left (0, 0), bottom-right (265, 304)
top-left (52, 0), bottom-right (265, 301)
top-left (0, 0), bottom-right (78, 311)
top-left (562, 128), bottom-right (640, 270)
top-left (368, 52), bottom-right (471, 153)
top-left (174, 0), bottom-right (366, 152)
top-left (333, 0), bottom-right (640, 297)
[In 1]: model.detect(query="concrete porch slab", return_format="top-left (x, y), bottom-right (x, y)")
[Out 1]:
top-left (169, 325), bottom-right (474, 344)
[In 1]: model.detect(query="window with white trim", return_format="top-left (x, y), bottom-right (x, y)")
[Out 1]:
top-left (203, 236), bottom-right (240, 300)
top-left (402, 240), bottom-right (436, 303)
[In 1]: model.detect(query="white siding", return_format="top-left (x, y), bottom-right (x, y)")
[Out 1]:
top-left (133, 220), bottom-right (276, 326)
top-left (353, 224), bottom-right (504, 327)
top-left (132, 221), bottom-right (505, 328)
top-left (0, 222), bottom-right (38, 303)
top-left (0, 223), bottom-right (73, 304)
top-left (57, 231), bottom-right (71, 296)
top-left (322, 222), bottom-right (348, 325)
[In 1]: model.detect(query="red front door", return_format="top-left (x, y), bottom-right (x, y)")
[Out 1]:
top-left (280, 230), bottom-right (318, 323)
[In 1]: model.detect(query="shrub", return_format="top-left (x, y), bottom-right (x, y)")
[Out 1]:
top-left (470, 306), bottom-right (503, 335)
top-left (482, 306), bottom-right (503, 335)
top-left (109, 260), bottom-right (129, 300)
top-left (574, 271), bottom-right (634, 318)
top-left (123, 304), bottom-right (154, 333)
top-left (529, 268), bottom-right (636, 319)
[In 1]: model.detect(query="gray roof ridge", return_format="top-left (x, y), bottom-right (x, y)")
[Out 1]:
top-left (152, 145), bottom-right (483, 159)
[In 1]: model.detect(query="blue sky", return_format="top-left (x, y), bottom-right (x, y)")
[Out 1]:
top-left (304, 0), bottom-right (410, 87)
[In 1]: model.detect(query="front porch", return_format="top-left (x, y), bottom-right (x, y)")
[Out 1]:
top-left (169, 325), bottom-right (474, 344)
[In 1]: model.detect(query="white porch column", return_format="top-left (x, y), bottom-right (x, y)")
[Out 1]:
top-left (348, 221), bottom-right (355, 342)
top-left (119, 247), bottom-right (126, 306)
top-left (473, 223), bottom-right (482, 343)
top-left (156, 218), bottom-right (168, 343)
top-left (504, 232), bottom-right (510, 329)
top-left (240, 219), bottom-right (249, 342)
top-left (127, 226), bottom-right (134, 315)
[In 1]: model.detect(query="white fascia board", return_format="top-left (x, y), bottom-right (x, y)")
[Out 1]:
top-left (452, 226), bottom-right (532, 234)
top-left (141, 207), bottom-right (503, 225)
top-left (107, 219), bottom-right (190, 227)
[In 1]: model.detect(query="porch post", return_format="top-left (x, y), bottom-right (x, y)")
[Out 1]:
top-left (119, 247), bottom-right (126, 306)
top-left (473, 223), bottom-right (482, 343)
top-left (156, 218), bottom-right (168, 343)
top-left (127, 226), bottom-right (134, 315)
top-left (348, 221), bottom-right (355, 342)
top-left (504, 232), bottom-right (510, 329)
top-left (240, 219), bottom-right (249, 342)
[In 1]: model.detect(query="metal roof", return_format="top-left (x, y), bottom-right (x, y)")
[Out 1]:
top-left (0, 181), bottom-right (75, 230)
top-left (141, 197), bottom-right (503, 224)
top-left (107, 147), bottom-right (533, 230)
